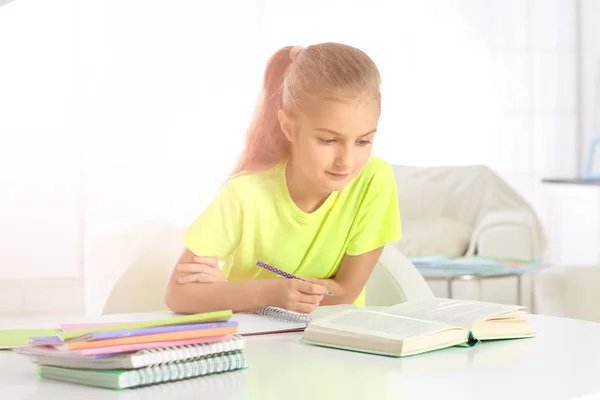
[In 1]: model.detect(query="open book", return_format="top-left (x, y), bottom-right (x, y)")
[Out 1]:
top-left (301, 298), bottom-right (535, 357)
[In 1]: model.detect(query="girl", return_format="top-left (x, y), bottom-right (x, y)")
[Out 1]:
top-left (165, 42), bottom-right (401, 315)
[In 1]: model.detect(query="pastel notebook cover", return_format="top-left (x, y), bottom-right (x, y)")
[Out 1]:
top-left (37, 351), bottom-right (248, 390)
top-left (0, 329), bottom-right (61, 349)
top-left (64, 326), bottom-right (238, 351)
top-left (31, 321), bottom-right (238, 344)
top-left (59, 309), bottom-right (232, 341)
top-left (17, 335), bottom-right (233, 357)
top-left (28, 336), bottom-right (63, 345)
top-left (28, 335), bottom-right (245, 369)
top-left (61, 322), bottom-right (133, 332)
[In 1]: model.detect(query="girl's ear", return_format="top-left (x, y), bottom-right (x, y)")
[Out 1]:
top-left (278, 109), bottom-right (294, 142)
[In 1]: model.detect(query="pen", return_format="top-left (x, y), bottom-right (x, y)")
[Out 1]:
top-left (255, 260), bottom-right (335, 296)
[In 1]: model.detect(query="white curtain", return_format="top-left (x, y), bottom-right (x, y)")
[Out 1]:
top-left (0, 0), bottom-right (82, 281)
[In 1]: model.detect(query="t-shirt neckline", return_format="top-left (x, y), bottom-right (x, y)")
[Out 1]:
top-left (279, 158), bottom-right (337, 221)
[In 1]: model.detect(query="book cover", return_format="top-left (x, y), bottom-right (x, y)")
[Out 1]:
top-left (59, 309), bottom-right (232, 341)
top-left (65, 325), bottom-right (238, 351)
top-left (31, 321), bottom-right (238, 344)
top-left (17, 334), bottom-right (234, 357)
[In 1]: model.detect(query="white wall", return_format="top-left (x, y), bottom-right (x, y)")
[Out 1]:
top-left (581, 0), bottom-right (600, 168)
top-left (0, 0), bottom-right (84, 315)
top-left (0, 0), bottom-right (580, 315)
top-left (539, 0), bottom-right (600, 266)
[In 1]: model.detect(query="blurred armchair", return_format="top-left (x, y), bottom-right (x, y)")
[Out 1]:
top-left (390, 164), bottom-right (547, 261)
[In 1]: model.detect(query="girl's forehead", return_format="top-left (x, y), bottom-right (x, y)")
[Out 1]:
top-left (300, 98), bottom-right (380, 130)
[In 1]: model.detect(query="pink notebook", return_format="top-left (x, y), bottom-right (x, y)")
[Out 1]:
top-left (17, 334), bottom-right (233, 357)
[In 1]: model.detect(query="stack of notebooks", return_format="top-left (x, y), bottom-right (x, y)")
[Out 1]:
top-left (14, 310), bottom-right (248, 390)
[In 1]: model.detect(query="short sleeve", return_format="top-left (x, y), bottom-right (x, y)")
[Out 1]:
top-left (346, 163), bottom-right (402, 256)
top-left (182, 180), bottom-right (243, 259)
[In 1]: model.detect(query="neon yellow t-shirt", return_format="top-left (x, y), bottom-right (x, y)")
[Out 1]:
top-left (182, 155), bottom-right (402, 306)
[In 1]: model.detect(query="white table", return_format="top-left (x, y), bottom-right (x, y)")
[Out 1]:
top-left (1, 314), bottom-right (600, 399)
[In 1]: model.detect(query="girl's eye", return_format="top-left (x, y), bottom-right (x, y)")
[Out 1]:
top-left (357, 140), bottom-right (372, 146)
top-left (320, 138), bottom-right (335, 144)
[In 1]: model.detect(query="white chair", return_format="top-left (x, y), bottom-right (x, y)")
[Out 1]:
top-left (99, 223), bottom-right (183, 315)
top-left (365, 245), bottom-right (434, 306)
top-left (99, 225), bottom-right (433, 314)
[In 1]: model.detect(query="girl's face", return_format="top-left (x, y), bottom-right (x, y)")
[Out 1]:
top-left (279, 95), bottom-right (380, 195)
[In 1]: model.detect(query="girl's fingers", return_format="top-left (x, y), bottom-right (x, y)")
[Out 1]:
top-left (294, 280), bottom-right (327, 295)
top-left (296, 292), bottom-right (325, 305)
top-left (176, 263), bottom-right (211, 273)
top-left (177, 272), bottom-right (221, 284)
top-left (177, 273), bottom-right (203, 284)
top-left (196, 274), bottom-right (218, 283)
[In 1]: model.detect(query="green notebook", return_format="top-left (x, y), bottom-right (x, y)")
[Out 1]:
top-left (302, 298), bottom-right (536, 357)
top-left (38, 350), bottom-right (247, 390)
top-left (59, 310), bottom-right (232, 341)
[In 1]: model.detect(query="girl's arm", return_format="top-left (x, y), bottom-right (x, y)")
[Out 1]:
top-left (164, 248), bottom-right (269, 314)
top-left (307, 246), bottom-right (384, 305)
top-left (165, 248), bottom-right (327, 314)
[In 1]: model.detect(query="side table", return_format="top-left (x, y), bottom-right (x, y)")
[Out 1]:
top-left (420, 270), bottom-right (523, 302)
top-left (418, 264), bottom-right (551, 312)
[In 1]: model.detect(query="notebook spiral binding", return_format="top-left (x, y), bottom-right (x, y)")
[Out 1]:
top-left (131, 351), bottom-right (247, 388)
top-left (136, 335), bottom-right (245, 367)
top-left (253, 306), bottom-right (312, 324)
top-left (131, 363), bottom-right (247, 394)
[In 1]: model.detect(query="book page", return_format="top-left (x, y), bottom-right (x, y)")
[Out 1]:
top-left (310, 304), bottom-right (360, 321)
top-left (310, 309), bottom-right (461, 340)
top-left (383, 298), bottom-right (524, 328)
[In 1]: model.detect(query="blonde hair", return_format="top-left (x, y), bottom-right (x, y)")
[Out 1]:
top-left (231, 42), bottom-right (381, 176)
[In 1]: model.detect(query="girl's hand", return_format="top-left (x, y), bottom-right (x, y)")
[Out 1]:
top-left (176, 256), bottom-right (227, 284)
top-left (268, 279), bottom-right (327, 314)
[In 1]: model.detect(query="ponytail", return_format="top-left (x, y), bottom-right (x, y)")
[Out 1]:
top-left (230, 46), bottom-right (295, 176)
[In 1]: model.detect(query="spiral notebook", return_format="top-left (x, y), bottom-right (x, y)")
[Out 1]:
top-left (232, 306), bottom-right (312, 335)
top-left (38, 350), bottom-right (248, 390)
top-left (24, 335), bottom-right (246, 370)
